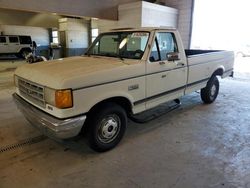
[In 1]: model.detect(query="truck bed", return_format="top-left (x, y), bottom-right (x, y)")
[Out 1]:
top-left (184, 49), bottom-right (234, 94)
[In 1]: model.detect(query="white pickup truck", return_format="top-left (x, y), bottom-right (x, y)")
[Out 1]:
top-left (13, 28), bottom-right (234, 152)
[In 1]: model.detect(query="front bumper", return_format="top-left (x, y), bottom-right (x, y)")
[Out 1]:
top-left (13, 93), bottom-right (86, 139)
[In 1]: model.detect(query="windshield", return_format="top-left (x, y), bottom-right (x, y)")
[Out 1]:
top-left (86, 31), bottom-right (150, 60)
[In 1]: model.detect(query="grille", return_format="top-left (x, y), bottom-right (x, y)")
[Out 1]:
top-left (18, 77), bottom-right (45, 108)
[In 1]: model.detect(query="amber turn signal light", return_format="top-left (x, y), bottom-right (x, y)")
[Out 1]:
top-left (55, 89), bottom-right (73, 109)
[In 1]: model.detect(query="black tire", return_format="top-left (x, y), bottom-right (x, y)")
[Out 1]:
top-left (87, 102), bottom-right (127, 152)
top-left (200, 76), bottom-right (219, 104)
top-left (18, 49), bottom-right (31, 59)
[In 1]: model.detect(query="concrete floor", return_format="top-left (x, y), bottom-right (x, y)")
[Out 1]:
top-left (0, 57), bottom-right (250, 188)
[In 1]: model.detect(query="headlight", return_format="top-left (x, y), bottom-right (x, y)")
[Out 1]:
top-left (55, 89), bottom-right (73, 109)
top-left (44, 87), bottom-right (55, 106)
top-left (44, 88), bottom-right (73, 109)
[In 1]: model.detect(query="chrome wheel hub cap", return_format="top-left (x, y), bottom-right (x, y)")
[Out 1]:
top-left (98, 115), bottom-right (120, 143)
top-left (211, 84), bottom-right (217, 97)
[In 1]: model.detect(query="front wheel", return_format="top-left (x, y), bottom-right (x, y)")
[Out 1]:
top-left (87, 103), bottom-right (127, 152)
top-left (200, 76), bottom-right (219, 104)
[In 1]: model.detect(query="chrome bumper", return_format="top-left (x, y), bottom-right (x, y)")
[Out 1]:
top-left (13, 93), bottom-right (86, 139)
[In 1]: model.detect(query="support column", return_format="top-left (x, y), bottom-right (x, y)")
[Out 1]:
top-left (59, 18), bottom-right (89, 57)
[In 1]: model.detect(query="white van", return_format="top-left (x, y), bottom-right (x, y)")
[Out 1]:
top-left (0, 35), bottom-right (33, 58)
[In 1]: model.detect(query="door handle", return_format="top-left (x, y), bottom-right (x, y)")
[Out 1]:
top-left (159, 61), bottom-right (165, 65)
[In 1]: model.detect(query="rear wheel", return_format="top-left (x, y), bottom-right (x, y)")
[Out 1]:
top-left (87, 102), bottom-right (127, 152)
top-left (18, 49), bottom-right (31, 59)
top-left (200, 76), bottom-right (219, 104)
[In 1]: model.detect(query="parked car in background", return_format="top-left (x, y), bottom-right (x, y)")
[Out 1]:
top-left (0, 35), bottom-right (33, 58)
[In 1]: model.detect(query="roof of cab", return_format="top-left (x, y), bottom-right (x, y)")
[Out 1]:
top-left (107, 27), bottom-right (177, 32)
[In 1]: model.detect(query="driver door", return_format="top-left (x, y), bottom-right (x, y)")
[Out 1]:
top-left (145, 31), bottom-right (187, 109)
top-left (8, 36), bottom-right (20, 53)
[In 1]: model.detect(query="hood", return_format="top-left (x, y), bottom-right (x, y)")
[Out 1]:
top-left (15, 56), bottom-right (144, 89)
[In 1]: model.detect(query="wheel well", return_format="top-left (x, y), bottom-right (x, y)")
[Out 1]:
top-left (19, 48), bottom-right (32, 53)
top-left (212, 68), bottom-right (224, 77)
top-left (88, 97), bottom-right (133, 115)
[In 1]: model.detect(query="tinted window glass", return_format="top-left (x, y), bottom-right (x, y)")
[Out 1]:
top-left (9, 37), bottom-right (19, 43)
top-left (19, 36), bottom-right (32, 44)
top-left (0, 37), bottom-right (6, 43)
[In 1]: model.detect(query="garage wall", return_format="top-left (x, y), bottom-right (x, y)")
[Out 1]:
top-left (59, 18), bottom-right (89, 57)
top-left (164, 0), bottom-right (194, 49)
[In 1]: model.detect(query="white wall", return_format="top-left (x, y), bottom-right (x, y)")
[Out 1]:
top-left (59, 18), bottom-right (89, 49)
top-left (97, 0), bottom-right (194, 49)
top-left (164, 0), bottom-right (194, 48)
top-left (97, 19), bottom-right (118, 34)
top-left (141, 2), bottom-right (178, 27)
top-left (97, 1), bottom-right (178, 33)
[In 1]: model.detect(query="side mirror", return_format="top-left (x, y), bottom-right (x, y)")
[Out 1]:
top-left (167, 52), bottom-right (180, 61)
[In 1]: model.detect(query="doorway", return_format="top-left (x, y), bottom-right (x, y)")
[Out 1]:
top-left (191, 0), bottom-right (250, 80)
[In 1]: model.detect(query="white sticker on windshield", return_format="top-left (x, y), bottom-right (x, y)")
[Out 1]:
top-left (131, 32), bottom-right (149, 38)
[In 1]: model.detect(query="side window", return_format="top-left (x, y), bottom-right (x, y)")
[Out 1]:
top-left (158, 32), bottom-right (178, 61)
top-left (9, 37), bottom-right (19, 43)
top-left (149, 32), bottom-right (178, 62)
top-left (52, 30), bottom-right (59, 44)
top-left (19, 36), bottom-right (32, 44)
top-left (0, 37), bottom-right (6, 43)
